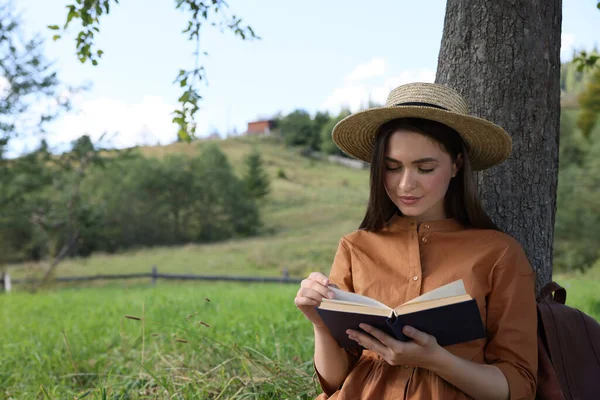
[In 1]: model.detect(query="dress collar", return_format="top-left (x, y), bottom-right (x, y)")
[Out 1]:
top-left (384, 213), bottom-right (466, 233)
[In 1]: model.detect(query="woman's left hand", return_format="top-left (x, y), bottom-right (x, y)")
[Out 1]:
top-left (347, 324), bottom-right (444, 369)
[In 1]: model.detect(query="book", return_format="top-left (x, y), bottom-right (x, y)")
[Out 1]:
top-left (316, 280), bottom-right (485, 349)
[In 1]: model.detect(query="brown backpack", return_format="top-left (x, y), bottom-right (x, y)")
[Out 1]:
top-left (536, 282), bottom-right (600, 400)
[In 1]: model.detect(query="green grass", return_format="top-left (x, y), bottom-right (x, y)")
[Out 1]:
top-left (2, 272), bottom-right (599, 399)
top-left (1, 282), bottom-right (318, 399)
top-left (554, 259), bottom-right (600, 319)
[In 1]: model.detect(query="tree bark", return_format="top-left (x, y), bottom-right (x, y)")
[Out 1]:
top-left (435, 0), bottom-right (562, 291)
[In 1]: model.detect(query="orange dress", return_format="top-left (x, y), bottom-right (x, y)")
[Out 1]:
top-left (314, 215), bottom-right (538, 400)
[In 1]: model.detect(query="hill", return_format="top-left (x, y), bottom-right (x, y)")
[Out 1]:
top-left (8, 136), bottom-right (370, 279)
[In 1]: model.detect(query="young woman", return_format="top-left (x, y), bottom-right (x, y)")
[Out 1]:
top-left (294, 83), bottom-right (538, 400)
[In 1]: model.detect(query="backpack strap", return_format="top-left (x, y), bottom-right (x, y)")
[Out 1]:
top-left (538, 282), bottom-right (567, 304)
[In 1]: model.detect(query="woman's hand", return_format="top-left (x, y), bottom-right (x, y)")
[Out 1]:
top-left (294, 272), bottom-right (336, 328)
top-left (347, 324), bottom-right (444, 369)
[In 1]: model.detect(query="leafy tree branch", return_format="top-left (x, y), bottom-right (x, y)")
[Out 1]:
top-left (51, 0), bottom-right (259, 142)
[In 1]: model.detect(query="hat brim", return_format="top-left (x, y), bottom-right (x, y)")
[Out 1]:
top-left (332, 106), bottom-right (512, 171)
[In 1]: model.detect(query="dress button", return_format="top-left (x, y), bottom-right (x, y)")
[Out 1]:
top-left (422, 237), bottom-right (427, 243)
top-left (413, 276), bottom-right (419, 281)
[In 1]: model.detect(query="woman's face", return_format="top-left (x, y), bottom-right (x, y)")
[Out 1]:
top-left (383, 129), bottom-right (460, 223)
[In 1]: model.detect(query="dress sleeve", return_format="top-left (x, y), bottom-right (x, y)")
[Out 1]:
top-left (485, 240), bottom-right (538, 400)
top-left (313, 237), bottom-right (363, 398)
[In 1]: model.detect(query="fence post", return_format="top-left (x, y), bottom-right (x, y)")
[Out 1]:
top-left (152, 266), bottom-right (158, 286)
top-left (1, 273), bottom-right (11, 293)
top-left (282, 267), bottom-right (289, 282)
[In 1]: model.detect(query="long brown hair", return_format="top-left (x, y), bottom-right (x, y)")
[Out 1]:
top-left (358, 118), bottom-right (499, 231)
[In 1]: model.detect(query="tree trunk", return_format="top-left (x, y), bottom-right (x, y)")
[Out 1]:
top-left (435, 0), bottom-right (562, 291)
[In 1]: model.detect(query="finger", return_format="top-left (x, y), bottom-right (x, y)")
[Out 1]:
top-left (294, 296), bottom-right (319, 307)
top-left (298, 287), bottom-right (332, 302)
top-left (300, 280), bottom-right (334, 299)
top-left (346, 329), bottom-right (389, 355)
top-left (402, 325), bottom-right (432, 346)
top-left (358, 323), bottom-right (400, 349)
top-left (308, 272), bottom-right (329, 286)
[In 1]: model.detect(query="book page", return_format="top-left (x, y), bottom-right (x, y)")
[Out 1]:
top-left (327, 287), bottom-right (391, 309)
top-left (393, 294), bottom-right (471, 315)
top-left (318, 300), bottom-right (393, 317)
top-left (400, 280), bottom-right (466, 306)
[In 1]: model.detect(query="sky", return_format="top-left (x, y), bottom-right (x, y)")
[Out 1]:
top-left (10, 0), bottom-right (600, 154)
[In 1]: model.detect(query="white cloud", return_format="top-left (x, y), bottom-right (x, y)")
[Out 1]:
top-left (321, 67), bottom-right (435, 115)
top-left (321, 85), bottom-right (370, 113)
top-left (5, 93), bottom-right (232, 157)
top-left (346, 57), bottom-right (387, 82)
top-left (48, 95), bottom-right (181, 149)
top-left (561, 33), bottom-right (576, 61)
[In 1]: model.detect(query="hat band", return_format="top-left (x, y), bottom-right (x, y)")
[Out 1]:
top-left (395, 102), bottom-right (449, 111)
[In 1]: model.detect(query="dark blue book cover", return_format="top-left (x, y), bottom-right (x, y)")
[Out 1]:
top-left (316, 299), bottom-right (485, 350)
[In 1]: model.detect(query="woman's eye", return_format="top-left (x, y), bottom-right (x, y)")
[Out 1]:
top-left (385, 165), bottom-right (402, 171)
top-left (419, 168), bottom-right (435, 173)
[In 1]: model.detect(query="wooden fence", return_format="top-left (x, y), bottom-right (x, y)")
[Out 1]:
top-left (0, 266), bottom-right (302, 292)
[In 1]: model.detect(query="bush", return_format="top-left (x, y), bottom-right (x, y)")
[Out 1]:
top-left (553, 111), bottom-right (600, 272)
top-left (1, 143), bottom-right (263, 262)
top-left (320, 109), bottom-right (351, 156)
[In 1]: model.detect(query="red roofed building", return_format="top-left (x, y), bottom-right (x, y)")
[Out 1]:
top-left (246, 119), bottom-right (274, 135)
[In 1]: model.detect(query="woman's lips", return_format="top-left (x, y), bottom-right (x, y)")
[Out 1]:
top-left (398, 196), bottom-right (422, 205)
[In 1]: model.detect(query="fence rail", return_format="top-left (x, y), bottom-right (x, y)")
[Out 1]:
top-left (0, 266), bottom-right (302, 292)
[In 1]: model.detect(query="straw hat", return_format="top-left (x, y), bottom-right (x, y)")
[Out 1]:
top-left (331, 82), bottom-right (512, 170)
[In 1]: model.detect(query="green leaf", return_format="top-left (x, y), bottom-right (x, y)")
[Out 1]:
top-left (97, 49), bottom-right (104, 57)
top-left (92, 59), bottom-right (98, 66)
top-left (178, 128), bottom-right (191, 143)
top-left (597, 1), bottom-right (600, 10)
top-left (47, 25), bottom-right (60, 30)
top-left (39, 385), bottom-right (53, 400)
top-left (179, 91), bottom-right (191, 103)
top-left (52, 35), bottom-right (61, 41)
top-left (76, 390), bottom-right (92, 399)
top-left (66, 8), bottom-right (78, 27)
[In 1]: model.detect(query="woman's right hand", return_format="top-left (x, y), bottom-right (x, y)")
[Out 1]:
top-left (294, 272), bottom-right (336, 328)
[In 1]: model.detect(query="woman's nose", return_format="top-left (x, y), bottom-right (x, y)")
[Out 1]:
top-left (399, 170), bottom-right (416, 191)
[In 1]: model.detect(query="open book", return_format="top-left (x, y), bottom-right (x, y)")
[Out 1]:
top-left (316, 280), bottom-right (485, 349)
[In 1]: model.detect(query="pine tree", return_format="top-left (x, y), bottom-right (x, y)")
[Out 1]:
top-left (243, 149), bottom-right (270, 200)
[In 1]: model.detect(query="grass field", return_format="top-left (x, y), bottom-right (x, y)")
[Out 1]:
top-left (2, 136), bottom-right (599, 399)
top-left (1, 282), bottom-right (317, 399)
top-left (2, 271), bottom-right (599, 399)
